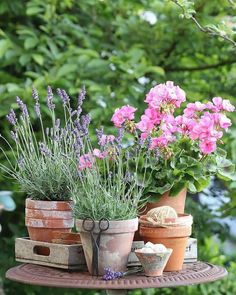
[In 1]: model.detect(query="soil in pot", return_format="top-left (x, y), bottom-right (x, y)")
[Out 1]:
top-left (76, 218), bottom-right (138, 275)
top-left (139, 225), bottom-right (192, 271)
top-left (25, 198), bottom-right (74, 243)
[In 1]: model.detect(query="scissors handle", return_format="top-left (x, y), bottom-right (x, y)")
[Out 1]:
top-left (98, 218), bottom-right (109, 232)
top-left (82, 217), bottom-right (95, 232)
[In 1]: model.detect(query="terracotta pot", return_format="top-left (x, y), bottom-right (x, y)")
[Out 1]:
top-left (143, 189), bottom-right (187, 215)
top-left (139, 225), bottom-right (191, 271)
top-left (25, 198), bottom-right (74, 243)
top-left (51, 232), bottom-right (81, 245)
top-left (135, 248), bottom-right (173, 276)
top-left (76, 218), bottom-right (138, 275)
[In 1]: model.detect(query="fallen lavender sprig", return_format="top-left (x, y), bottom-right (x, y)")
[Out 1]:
top-left (102, 267), bottom-right (143, 281)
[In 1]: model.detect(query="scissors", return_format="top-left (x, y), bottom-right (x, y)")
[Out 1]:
top-left (82, 217), bottom-right (109, 276)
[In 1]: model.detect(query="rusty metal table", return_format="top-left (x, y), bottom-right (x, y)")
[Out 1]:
top-left (6, 262), bottom-right (227, 295)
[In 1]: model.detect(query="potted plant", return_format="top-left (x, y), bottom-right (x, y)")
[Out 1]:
top-left (67, 111), bottom-right (146, 276)
top-left (110, 81), bottom-right (235, 213)
top-left (0, 86), bottom-right (84, 242)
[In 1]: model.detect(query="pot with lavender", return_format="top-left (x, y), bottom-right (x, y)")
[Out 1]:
top-left (68, 113), bottom-right (147, 276)
top-left (0, 87), bottom-right (85, 242)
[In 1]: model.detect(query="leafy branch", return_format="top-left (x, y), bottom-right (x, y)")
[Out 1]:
top-left (170, 0), bottom-right (236, 48)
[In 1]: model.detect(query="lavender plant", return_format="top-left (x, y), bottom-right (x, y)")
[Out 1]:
top-left (69, 115), bottom-right (148, 221)
top-left (0, 87), bottom-right (84, 201)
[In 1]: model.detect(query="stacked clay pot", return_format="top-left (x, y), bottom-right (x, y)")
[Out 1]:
top-left (139, 206), bottom-right (193, 271)
top-left (25, 199), bottom-right (74, 243)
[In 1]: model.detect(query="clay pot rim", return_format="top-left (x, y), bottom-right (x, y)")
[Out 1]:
top-left (26, 198), bottom-right (73, 211)
top-left (135, 248), bottom-right (173, 255)
top-left (76, 217), bottom-right (138, 234)
top-left (139, 224), bottom-right (192, 238)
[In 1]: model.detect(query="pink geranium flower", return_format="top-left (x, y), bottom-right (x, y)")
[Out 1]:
top-left (150, 133), bottom-right (175, 149)
top-left (136, 108), bottom-right (162, 133)
top-left (213, 113), bottom-right (232, 129)
top-left (78, 153), bottom-right (93, 170)
top-left (212, 97), bottom-right (235, 112)
top-left (199, 138), bottom-right (217, 154)
top-left (99, 134), bottom-right (115, 146)
top-left (136, 115), bottom-right (154, 133)
top-left (111, 105), bottom-right (137, 127)
top-left (184, 102), bottom-right (206, 118)
top-left (145, 81), bottom-right (186, 110)
top-left (93, 148), bottom-right (108, 159)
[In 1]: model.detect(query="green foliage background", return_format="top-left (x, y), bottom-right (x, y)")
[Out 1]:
top-left (0, 0), bottom-right (236, 294)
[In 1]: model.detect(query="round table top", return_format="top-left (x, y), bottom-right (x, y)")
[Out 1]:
top-left (6, 262), bottom-right (227, 290)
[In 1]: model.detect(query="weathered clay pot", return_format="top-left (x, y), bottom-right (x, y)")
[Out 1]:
top-left (76, 218), bottom-right (138, 275)
top-left (143, 189), bottom-right (187, 215)
top-left (51, 232), bottom-right (81, 245)
top-left (135, 248), bottom-right (173, 276)
top-left (139, 224), bottom-right (191, 271)
top-left (25, 198), bottom-right (74, 243)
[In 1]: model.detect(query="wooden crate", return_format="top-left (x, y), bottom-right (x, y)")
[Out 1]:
top-left (15, 238), bottom-right (86, 270)
top-left (128, 241), bottom-right (145, 267)
top-left (184, 238), bottom-right (198, 263)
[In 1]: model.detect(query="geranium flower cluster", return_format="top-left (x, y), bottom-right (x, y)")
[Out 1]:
top-left (110, 81), bottom-right (235, 155)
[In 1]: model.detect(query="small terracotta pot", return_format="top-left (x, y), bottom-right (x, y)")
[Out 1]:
top-left (135, 249), bottom-right (173, 276)
top-left (76, 218), bottom-right (138, 275)
top-left (143, 189), bottom-right (187, 215)
top-left (25, 199), bottom-right (74, 243)
top-left (139, 224), bottom-right (191, 271)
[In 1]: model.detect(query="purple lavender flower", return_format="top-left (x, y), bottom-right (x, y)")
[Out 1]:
top-left (32, 86), bottom-right (39, 101)
top-left (6, 109), bottom-right (17, 125)
top-left (47, 86), bottom-right (55, 110)
top-left (115, 127), bottom-right (124, 149)
top-left (96, 127), bottom-right (104, 144)
top-left (10, 131), bottom-right (18, 142)
top-left (39, 142), bottom-right (51, 157)
top-left (74, 119), bottom-right (82, 132)
top-left (16, 97), bottom-right (29, 119)
top-left (78, 86), bottom-right (86, 107)
top-left (102, 268), bottom-right (123, 281)
top-left (146, 135), bottom-right (152, 149)
top-left (81, 114), bottom-right (91, 135)
top-left (31, 87), bottom-right (41, 117)
top-left (57, 88), bottom-right (70, 106)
